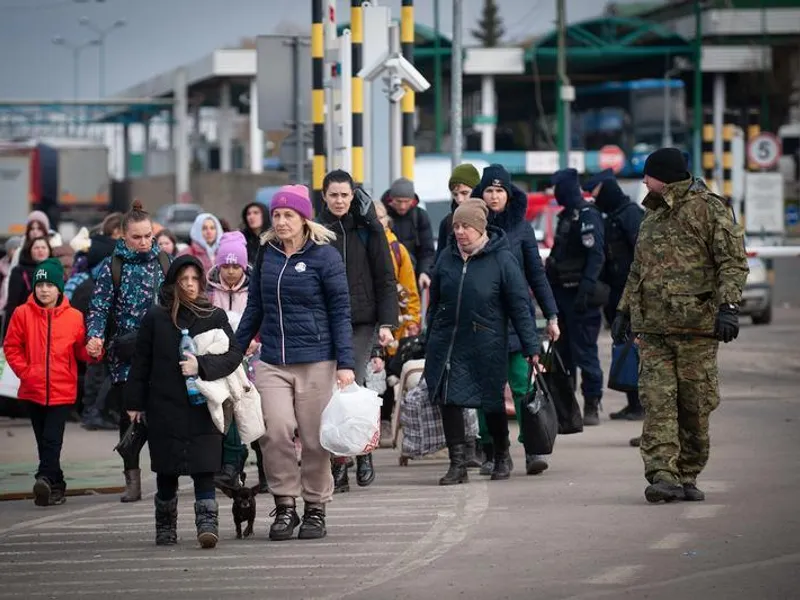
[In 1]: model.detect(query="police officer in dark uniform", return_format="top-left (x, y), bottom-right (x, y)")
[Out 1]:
top-left (582, 168), bottom-right (644, 420)
top-left (546, 168), bottom-right (608, 426)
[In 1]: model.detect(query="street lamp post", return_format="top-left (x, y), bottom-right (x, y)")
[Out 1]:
top-left (79, 17), bottom-right (126, 97)
top-left (52, 36), bottom-right (101, 101)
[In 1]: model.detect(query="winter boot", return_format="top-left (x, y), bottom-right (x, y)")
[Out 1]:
top-left (194, 499), bottom-right (219, 549)
top-left (682, 483), bottom-right (706, 502)
top-left (491, 438), bottom-right (513, 481)
top-left (332, 460), bottom-right (350, 494)
top-left (32, 477), bottom-right (52, 507)
top-left (269, 497), bottom-right (300, 541)
top-left (120, 469), bottom-right (142, 503)
top-left (252, 442), bottom-right (270, 493)
top-left (525, 454), bottom-right (549, 476)
top-left (463, 439), bottom-right (483, 469)
top-left (609, 406), bottom-right (644, 421)
top-left (644, 480), bottom-right (685, 504)
top-left (154, 495), bottom-right (178, 545)
top-left (479, 443), bottom-right (494, 476)
top-left (356, 454), bottom-right (375, 487)
top-left (439, 443), bottom-right (469, 486)
top-left (583, 398), bottom-right (601, 427)
top-left (214, 464), bottom-right (242, 489)
top-left (298, 503), bottom-right (327, 540)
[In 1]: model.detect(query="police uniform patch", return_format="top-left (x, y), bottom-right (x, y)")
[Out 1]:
top-left (581, 233), bottom-right (595, 248)
top-left (580, 221), bottom-right (595, 233)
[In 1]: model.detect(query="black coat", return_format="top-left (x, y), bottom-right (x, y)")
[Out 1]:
top-left (240, 202), bottom-right (270, 266)
top-left (380, 191), bottom-right (436, 277)
top-left (434, 201), bottom-right (458, 266)
top-left (425, 227), bottom-right (540, 414)
top-left (126, 304), bottom-right (243, 475)
top-left (318, 205), bottom-right (398, 328)
top-left (3, 259), bottom-right (37, 338)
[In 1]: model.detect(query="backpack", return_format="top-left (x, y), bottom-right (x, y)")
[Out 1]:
top-left (356, 228), bottom-right (403, 268)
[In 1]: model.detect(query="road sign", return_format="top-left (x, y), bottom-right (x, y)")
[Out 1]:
top-left (787, 205), bottom-right (799, 227)
top-left (599, 145), bottom-right (626, 174)
top-left (747, 132), bottom-right (782, 169)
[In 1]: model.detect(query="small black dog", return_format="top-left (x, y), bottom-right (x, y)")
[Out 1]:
top-left (218, 483), bottom-right (260, 539)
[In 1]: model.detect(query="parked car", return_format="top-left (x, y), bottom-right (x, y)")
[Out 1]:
top-left (740, 256), bottom-right (772, 325)
top-left (154, 203), bottom-right (203, 242)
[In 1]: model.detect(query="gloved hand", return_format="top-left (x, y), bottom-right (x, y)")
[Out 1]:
top-left (611, 311), bottom-right (631, 344)
top-left (714, 304), bottom-right (739, 343)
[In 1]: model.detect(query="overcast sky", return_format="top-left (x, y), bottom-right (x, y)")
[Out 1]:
top-left (0, 0), bottom-right (626, 100)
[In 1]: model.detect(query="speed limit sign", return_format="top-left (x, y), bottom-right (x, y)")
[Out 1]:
top-left (747, 132), bottom-right (782, 169)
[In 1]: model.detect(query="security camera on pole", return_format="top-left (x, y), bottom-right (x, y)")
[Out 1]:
top-left (359, 21), bottom-right (429, 182)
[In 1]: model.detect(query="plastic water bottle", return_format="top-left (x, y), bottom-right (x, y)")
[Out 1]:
top-left (179, 329), bottom-right (206, 406)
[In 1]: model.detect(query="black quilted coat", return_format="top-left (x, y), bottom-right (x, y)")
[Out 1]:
top-left (424, 227), bottom-right (540, 414)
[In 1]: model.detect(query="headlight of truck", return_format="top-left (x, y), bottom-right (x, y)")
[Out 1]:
top-left (746, 257), bottom-right (767, 285)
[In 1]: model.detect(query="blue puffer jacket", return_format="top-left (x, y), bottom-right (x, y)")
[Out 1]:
top-left (86, 241), bottom-right (169, 384)
top-left (235, 238), bottom-right (355, 370)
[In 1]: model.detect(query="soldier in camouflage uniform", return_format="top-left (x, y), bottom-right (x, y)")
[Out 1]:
top-left (612, 148), bottom-right (748, 504)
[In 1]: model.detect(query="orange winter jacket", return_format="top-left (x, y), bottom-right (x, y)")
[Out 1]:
top-left (384, 228), bottom-right (421, 347)
top-left (4, 294), bottom-right (95, 406)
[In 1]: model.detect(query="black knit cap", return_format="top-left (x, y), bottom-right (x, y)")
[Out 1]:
top-left (643, 147), bottom-right (690, 184)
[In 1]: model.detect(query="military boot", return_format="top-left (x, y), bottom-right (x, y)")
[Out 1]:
top-left (154, 495), bottom-right (178, 545)
top-left (439, 443), bottom-right (469, 486)
top-left (682, 483), bottom-right (706, 502)
top-left (644, 480), bottom-right (685, 504)
top-left (583, 398), bottom-right (601, 426)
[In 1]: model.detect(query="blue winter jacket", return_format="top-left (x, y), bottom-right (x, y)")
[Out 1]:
top-left (86, 241), bottom-right (169, 384)
top-left (235, 238), bottom-right (356, 370)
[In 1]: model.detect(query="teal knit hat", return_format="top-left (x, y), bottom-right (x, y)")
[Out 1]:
top-left (448, 163), bottom-right (481, 191)
top-left (32, 258), bottom-right (65, 293)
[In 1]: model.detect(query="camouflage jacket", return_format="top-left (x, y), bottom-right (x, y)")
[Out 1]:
top-left (618, 178), bottom-right (749, 335)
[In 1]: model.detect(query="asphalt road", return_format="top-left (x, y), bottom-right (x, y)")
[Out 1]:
top-left (1, 303), bottom-right (799, 599)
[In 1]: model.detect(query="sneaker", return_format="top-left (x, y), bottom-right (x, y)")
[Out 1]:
top-left (298, 504), bottom-right (327, 540)
top-left (32, 477), bottom-right (52, 507)
top-left (269, 503), bottom-right (300, 541)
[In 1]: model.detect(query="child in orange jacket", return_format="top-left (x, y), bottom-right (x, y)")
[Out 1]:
top-left (4, 258), bottom-right (97, 506)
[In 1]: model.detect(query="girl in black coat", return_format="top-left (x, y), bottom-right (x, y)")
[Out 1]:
top-left (126, 255), bottom-right (243, 549)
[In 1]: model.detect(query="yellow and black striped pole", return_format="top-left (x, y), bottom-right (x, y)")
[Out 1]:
top-left (351, 0), bottom-right (364, 184)
top-left (401, 0), bottom-right (415, 181)
top-left (312, 0), bottom-right (325, 214)
top-left (746, 108), bottom-right (761, 172)
top-left (701, 108), bottom-right (714, 186)
top-left (722, 109), bottom-right (736, 200)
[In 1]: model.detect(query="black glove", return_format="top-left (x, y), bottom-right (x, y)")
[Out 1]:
top-left (611, 311), bottom-right (631, 344)
top-left (714, 304), bottom-right (739, 343)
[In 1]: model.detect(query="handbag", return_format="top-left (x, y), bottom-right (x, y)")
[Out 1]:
top-left (519, 363), bottom-right (558, 455)
top-left (114, 419), bottom-right (148, 464)
top-left (609, 338), bottom-right (639, 393)
top-left (107, 331), bottom-right (139, 362)
top-left (540, 343), bottom-right (583, 435)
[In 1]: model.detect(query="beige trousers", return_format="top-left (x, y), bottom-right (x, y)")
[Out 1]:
top-left (254, 360), bottom-right (337, 504)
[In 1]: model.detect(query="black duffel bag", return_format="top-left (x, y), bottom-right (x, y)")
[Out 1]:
top-left (520, 363), bottom-right (559, 455)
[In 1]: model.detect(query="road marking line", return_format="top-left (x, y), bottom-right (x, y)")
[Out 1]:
top-left (649, 532), bottom-right (693, 550)
top-left (72, 508), bottom-right (440, 522)
top-left (0, 540), bottom-right (410, 554)
top-left (2, 563), bottom-right (385, 578)
top-left (0, 574), bottom-right (349, 587)
top-left (5, 530), bottom-right (422, 539)
top-left (584, 565), bottom-right (645, 585)
top-left (0, 584), bottom-right (336, 597)
top-left (683, 504), bottom-right (725, 519)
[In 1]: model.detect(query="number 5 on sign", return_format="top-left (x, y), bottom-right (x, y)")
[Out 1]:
top-left (747, 133), bottom-right (782, 169)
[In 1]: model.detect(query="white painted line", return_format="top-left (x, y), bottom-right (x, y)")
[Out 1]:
top-left (0, 540), bottom-right (410, 554)
top-left (584, 565), bottom-right (645, 585)
top-left (73, 508), bottom-right (439, 522)
top-left (683, 504), bottom-right (725, 519)
top-left (0, 584), bottom-right (336, 597)
top-left (649, 532), bottom-right (693, 550)
top-left (6, 530), bottom-right (422, 539)
top-left (3, 563), bottom-right (385, 577)
top-left (0, 574), bottom-right (349, 587)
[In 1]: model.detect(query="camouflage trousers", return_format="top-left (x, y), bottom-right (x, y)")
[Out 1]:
top-left (639, 334), bottom-right (720, 485)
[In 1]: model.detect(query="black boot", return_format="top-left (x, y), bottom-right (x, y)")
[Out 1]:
top-left (356, 454), bottom-right (375, 487)
top-left (269, 498), bottom-right (300, 541)
top-left (583, 398), bottom-right (601, 426)
top-left (154, 495), bottom-right (178, 545)
top-left (463, 439), bottom-right (483, 469)
top-left (609, 406), bottom-right (644, 421)
top-left (439, 443), bottom-right (469, 486)
top-left (194, 499), bottom-right (219, 549)
top-left (298, 503), bottom-right (327, 539)
top-left (479, 443), bottom-right (494, 476)
top-left (332, 460), bottom-right (350, 493)
top-left (644, 480), bottom-right (685, 503)
top-left (491, 438), bottom-right (512, 481)
top-left (629, 436), bottom-right (641, 447)
top-left (214, 463), bottom-right (242, 489)
top-left (120, 469), bottom-right (142, 503)
top-left (682, 483), bottom-right (706, 502)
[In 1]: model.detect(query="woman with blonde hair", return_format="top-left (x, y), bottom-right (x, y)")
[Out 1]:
top-left (236, 184), bottom-right (355, 541)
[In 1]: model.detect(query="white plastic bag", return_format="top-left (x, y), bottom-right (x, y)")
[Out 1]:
top-left (320, 383), bottom-right (383, 456)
